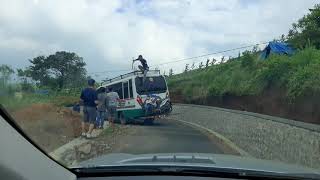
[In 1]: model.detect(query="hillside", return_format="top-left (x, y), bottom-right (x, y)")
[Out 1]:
top-left (167, 48), bottom-right (320, 123)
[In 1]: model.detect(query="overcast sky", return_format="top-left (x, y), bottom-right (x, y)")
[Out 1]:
top-left (0, 0), bottom-right (318, 80)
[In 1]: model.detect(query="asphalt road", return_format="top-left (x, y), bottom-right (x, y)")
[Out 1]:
top-left (110, 118), bottom-right (226, 154)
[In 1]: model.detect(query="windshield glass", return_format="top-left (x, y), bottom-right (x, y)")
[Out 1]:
top-left (1, 0), bottom-right (320, 177)
top-left (135, 76), bottom-right (167, 95)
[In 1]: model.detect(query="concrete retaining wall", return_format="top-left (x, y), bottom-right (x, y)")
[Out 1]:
top-left (170, 104), bottom-right (320, 169)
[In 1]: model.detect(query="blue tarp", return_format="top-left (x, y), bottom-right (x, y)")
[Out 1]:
top-left (34, 89), bottom-right (49, 95)
top-left (260, 42), bottom-right (294, 59)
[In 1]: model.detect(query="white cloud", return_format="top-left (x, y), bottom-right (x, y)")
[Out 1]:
top-left (0, 0), bottom-right (318, 76)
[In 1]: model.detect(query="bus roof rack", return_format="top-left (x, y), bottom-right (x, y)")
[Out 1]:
top-left (102, 70), bottom-right (160, 85)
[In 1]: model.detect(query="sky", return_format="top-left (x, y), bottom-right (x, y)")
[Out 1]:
top-left (0, 0), bottom-right (318, 80)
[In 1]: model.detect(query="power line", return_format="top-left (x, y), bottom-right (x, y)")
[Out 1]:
top-left (150, 41), bottom-right (269, 67)
top-left (88, 40), bottom-right (270, 75)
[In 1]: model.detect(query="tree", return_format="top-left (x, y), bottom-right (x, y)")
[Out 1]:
top-left (221, 56), bottom-right (225, 63)
top-left (27, 55), bottom-right (56, 87)
top-left (252, 45), bottom-right (259, 53)
top-left (205, 59), bottom-right (210, 68)
top-left (184, 64), bottom-right (189, 73)
top-left (211, 58), bottom-right (216, 66)
top-left (27, 51), bottom-right (87, 89)
top-left (191, 62), bottom-right (195, 70)
top-left (17, 68), bottom-right (34, 92)
top-left (0, 64), bottom-right (14, 87)
top-left (198, 62), bottom-right (203, 69)
top-left (287, 4), bottom-right (320, 49)
top-left (280, 34), bottom-right (286, 42)
top-left (169, 68), bottom-right (174, 76)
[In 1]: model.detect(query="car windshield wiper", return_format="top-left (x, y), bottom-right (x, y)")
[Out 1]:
top-left (72, 165), bottom-right (320, 179)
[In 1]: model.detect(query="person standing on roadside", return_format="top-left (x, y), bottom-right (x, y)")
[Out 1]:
top-left (96, 87), bottom-right (108, 129)
top-left (80, 79), bottom-right (98, 139)
top-left (106, 87), bottom-right (119, 127)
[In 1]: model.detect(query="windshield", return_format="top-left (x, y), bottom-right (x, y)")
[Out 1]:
top-left (1, 0), bottom-right (320, 177)
top-left (135, 76), bottom-right (167, 95)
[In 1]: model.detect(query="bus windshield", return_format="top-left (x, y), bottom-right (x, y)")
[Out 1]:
top-left (135, 76), bottom-right (167, 95)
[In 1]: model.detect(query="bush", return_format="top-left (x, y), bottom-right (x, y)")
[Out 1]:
top-left (254, 55), bottom-right (291, 89)
top-left (287, 63), bottom-right (320, 101)
top-left (241, 51), bottom-right (255, 68)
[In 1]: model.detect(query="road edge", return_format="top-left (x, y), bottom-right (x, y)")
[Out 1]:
top-left (171, 118), bottom-right (251, 157)
top-left (174, 103), bottom-right (320, 132)
top-left (49, 128), bottom-right (105, 163)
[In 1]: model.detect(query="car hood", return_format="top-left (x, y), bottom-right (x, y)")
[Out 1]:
top-left (76, 153), bottom-right (320, 175)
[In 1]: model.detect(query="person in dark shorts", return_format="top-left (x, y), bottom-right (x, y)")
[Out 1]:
top-left (80, 79), bottom-right (98, 138)
top-left (106, 87), bottom-right (119, 127)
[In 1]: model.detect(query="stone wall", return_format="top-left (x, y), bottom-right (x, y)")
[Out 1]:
top-left (170, 104), bottom-right (320, 169)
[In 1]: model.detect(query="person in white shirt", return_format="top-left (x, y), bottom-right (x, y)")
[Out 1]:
top-left (106, 87), bottom-right (119, 127)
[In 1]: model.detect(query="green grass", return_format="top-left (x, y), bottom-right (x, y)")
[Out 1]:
top-left (0, 94), bottom-right (49, 111)
top-left (167, 47), bottom-right (320, 103)
top-left (0, 93), bottom-right (79, 111)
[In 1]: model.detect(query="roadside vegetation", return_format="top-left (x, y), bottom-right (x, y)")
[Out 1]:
top-left (168, 4), bottom-right (320, 103)
top-left (0, 52), bottom-right (90, 154)
top-left (0, 93), bottom-right (80, 111)
top-left (168, 47), bottom-right (320, 103)
top-left (0, 51), bottom-right (88, 111)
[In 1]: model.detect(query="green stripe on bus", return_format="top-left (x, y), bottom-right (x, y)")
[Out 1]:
top-left (120, 109), bottom-right (144, 119)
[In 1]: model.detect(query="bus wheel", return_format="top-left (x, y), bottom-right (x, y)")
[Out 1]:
top-left (120, 113), bottom-right (127, 125)
top-left (144, 118), bottom-right (154, 125)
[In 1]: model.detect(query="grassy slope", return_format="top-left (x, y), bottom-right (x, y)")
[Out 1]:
top-left (168, 48), bottom-right (320, 103)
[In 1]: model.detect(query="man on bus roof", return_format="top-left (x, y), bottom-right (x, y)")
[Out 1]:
top-left (134, 55), bottom-right (149, 71)
top-left (134, 55), bottom-right (149, 83)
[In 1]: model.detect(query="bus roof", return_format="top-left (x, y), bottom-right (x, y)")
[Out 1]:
top-left (101, 70), bottom-right (161, 86)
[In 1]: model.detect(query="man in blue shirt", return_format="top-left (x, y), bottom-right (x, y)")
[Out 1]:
top-left (80, 79), bottom-right (98, 138)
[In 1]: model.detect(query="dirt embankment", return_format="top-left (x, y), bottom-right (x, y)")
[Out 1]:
top-left (11, 103), bottom-right (82, 152)
top-left (171, 89), bottom-right (320, 124)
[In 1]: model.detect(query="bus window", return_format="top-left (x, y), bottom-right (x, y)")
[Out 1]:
top-left (129, 79), bottom-right (133, 98)
top-left (123, 81), bottom-right (129, 99)
top-left (110, 82), bottom-right (123, 99)
top-left (135, 76), bottom-right (167, 95)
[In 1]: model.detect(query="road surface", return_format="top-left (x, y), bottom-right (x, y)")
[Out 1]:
top-left (53, 109), bottom-right (238, 165)
top-left (109, 118), bottom-right (227, 154)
